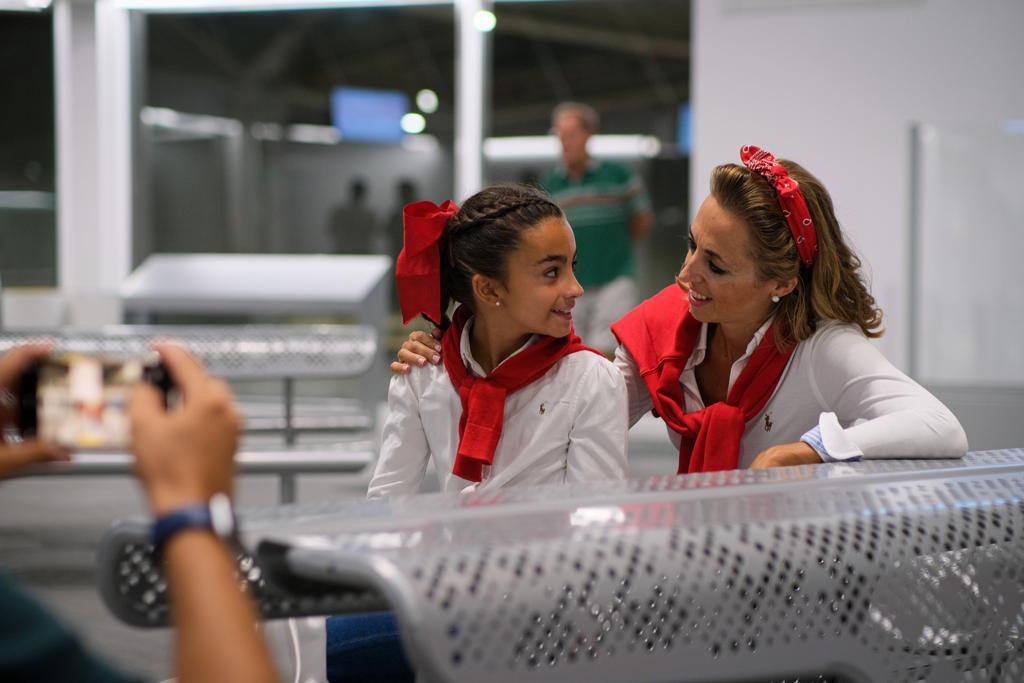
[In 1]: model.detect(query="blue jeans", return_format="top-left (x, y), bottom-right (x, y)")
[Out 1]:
top-left (325, 612), bottom-right (414, 683)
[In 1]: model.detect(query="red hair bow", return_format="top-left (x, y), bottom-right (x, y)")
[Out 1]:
top-left (395, 200), bottom-right (459, 325)
top-left (740, 145), bottom-right (818, 267)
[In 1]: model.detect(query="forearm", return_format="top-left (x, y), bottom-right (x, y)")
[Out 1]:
top-left (825, 408), bottom-right (968, 460)
top-left (163, 531), bottom-right (277, 683)
top-left (808, 324), bottom-right (968, 460)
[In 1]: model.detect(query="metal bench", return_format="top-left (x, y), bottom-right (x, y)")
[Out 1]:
top-left (0, 325), bottom-right (379, 499)
top-left (254, 448), bottom-right (1024, 682)
top-left (96, 449), bottom-right (1024, 683)
top-left (0, 324), bottom-right (377, 379)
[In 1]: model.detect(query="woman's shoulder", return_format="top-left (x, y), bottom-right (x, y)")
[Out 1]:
top-left (799, 319), bottom-right (871, 351)
top-left (794, 319), bottom-right (890, 377)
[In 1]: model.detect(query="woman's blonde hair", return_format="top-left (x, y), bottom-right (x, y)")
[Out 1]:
top-left (710, 160), bottom-right (883, 349)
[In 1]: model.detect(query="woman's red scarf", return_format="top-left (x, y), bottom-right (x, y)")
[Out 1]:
top-left (442, 306), bottom-right (596, 482)
top-left (610, 285), bottom-right (794, 473)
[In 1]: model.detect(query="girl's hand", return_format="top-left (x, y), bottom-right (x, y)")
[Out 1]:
top-left (749, 442), bottom-right (823, 469)
top-left (391, 328), bottom-right (444, 374)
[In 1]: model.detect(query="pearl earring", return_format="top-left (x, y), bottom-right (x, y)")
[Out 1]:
top-left (495, 301), bottom-right (501, 307)
top-left (771, 295), bottom-right (780, 303)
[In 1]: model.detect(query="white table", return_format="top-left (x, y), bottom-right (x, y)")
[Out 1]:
top-left (120, 254), bottom-right (391, 320)
top-left (120, 254), bottom-right (393, 401)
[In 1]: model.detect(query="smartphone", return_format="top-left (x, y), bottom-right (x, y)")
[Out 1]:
top-left (16, 353), bottom-right (176, 451)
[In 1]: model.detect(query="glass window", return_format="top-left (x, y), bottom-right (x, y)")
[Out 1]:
top-left (0, 10), bottom-right (56, 287)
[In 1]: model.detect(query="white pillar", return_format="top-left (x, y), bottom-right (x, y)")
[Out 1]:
top-left (454, 0), bottom-right (490, 202)
top-left (54, 0), bottom-right (133, 327)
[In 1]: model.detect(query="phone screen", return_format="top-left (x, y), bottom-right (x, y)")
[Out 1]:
top-left (36, 354), bottom-right (152, 450)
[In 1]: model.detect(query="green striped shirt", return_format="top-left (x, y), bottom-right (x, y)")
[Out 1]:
top-left (541, 160), bottom-right (651, 287)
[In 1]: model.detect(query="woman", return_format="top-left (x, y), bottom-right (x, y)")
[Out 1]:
top-left (395, 145), bottom-right (968, 472)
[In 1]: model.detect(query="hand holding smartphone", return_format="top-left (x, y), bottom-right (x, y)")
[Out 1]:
top-left (17, 352), bottom-right (176, 451)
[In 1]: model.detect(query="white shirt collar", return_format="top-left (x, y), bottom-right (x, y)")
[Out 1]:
top-left (686, 317), bottom-right (774, 370)
top-left (458, 315), bottom-right (538, 377)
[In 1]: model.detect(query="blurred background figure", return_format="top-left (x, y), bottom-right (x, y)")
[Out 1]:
top-left (327, 178), bottom-right (377, 254)
top-left (542, 103), bottom-right (654, 355)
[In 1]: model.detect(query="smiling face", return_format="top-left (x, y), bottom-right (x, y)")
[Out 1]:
top-left (677, 194), bottom-right (791, 330)
top-left (487, 216), bottom-right (584, 338)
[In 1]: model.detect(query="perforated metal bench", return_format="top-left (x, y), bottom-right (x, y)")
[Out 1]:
top-left (0, 324), bottom-right (377, 379)
top-left (263, 449), bottom-right (1024, 682)
top-left (96, 450), bottom-right (1024, 683)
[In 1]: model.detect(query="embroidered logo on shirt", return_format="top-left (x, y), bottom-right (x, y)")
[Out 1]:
top-left (763, 414), bottom-right (773, 432)
top-left (539, 402), bottom-right (547, 415)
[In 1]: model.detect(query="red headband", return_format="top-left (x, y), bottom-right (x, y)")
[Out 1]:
top-left (740, 145), bottom-right (818, 267)
top-left (395, 200), bottom-right (459, 325)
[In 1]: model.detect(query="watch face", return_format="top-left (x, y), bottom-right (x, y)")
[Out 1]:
top-left (209, 493), bottom-right (236, 538)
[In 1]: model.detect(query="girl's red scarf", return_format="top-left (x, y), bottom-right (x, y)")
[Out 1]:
top-left (442, 306), bottom-right (596, 482)
top-left (610, 285), bottom-right (794, 473)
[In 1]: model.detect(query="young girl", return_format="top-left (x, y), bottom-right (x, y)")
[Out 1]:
top-left (366, 183), bottom-right (629, 498)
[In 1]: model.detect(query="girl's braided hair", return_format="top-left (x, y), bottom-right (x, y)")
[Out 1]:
top-left (435, 183), bottom-right (564, 329)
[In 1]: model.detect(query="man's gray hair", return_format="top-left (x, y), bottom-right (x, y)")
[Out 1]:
top-left (552, 102), bottom-right (600, 132)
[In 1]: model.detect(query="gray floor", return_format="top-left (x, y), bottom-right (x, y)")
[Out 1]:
top-left (0, 413), bottom-right (675, 682)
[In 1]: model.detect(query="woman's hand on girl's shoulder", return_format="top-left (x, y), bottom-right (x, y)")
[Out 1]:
top-left (391, 328), bottom-right (444, 374)
top-left (749, 442), bottom-right (823, 469)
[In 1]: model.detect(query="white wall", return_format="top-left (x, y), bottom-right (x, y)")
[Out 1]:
top-left (692, 0), bottom-right (1024, 370)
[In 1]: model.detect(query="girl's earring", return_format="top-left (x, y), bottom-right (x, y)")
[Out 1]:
top-left (495, 301), bottom-right (501, 307)
top-left (771, 295), bottom-right (781, 303)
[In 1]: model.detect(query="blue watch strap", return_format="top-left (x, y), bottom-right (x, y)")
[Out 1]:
top-left (152, 503), bottom-right (214, 555)
top-left (152, 493), bottom-right (237, 559)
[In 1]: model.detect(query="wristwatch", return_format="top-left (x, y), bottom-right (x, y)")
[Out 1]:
top-left (151, 492), bottom-right (238, 558)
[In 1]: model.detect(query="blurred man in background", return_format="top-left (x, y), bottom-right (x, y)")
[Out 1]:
top-left (542, 102), bottom-right (654, 356)
top-left (328, 178), bottom-right (377, 254)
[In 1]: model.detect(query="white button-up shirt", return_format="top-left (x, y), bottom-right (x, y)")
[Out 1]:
top-left (615, 319), bottom-right (968, 468)
top-left (368, 321), bottom-right (629, 498)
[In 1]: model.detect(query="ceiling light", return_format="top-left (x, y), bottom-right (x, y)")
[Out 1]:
top-left (484, 135), bottom-right (662, 161)
top-left (0, 0), bottom-right (51, 10)
top-left (140, 106), bottom-right (242, 137)
top-left (250, 122), bottom-right (284, 141)
top-left (400, 112), bottom-right (426, 135)
top-left (286, 124), bottom-right (341, 144)
top-left (472, 9), bottom-right (496, 32)
top-left (415, 89), bottom-right (439, 114)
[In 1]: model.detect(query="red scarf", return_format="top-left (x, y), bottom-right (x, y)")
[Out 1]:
top-left (610, 285), bottom-right (794, 473)
top-left (442, 306), bottom-right (597, 482)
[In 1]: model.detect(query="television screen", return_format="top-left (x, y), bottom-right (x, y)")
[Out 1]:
top-left (330, 86), bottom-right (409, 143)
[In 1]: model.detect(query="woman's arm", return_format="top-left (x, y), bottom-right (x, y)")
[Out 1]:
top-left (613, 345), bottom-right (654, 428)
top-left (366, 374), bottom-right (432, 498)
top-left (807, 324), bottom-right (968, 459)
top-left (565, 357), bottom-right (630, 482)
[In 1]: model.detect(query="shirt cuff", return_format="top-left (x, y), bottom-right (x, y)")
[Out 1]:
top-left (799, 424), bottom-right (835, 462)
top-left (814, 412), bottom-right (864, 462)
